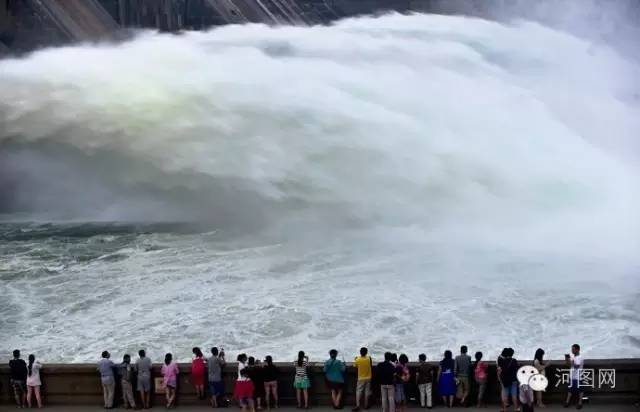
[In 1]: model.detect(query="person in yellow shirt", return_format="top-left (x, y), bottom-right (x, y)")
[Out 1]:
top-left (353, 347), bottom-right (373, 411)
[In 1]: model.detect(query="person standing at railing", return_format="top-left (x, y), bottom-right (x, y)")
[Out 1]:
top-left (263, 355), bottom-right (279, 409)
top-left (416, 353), bottom-right (434, 409)
top-left (353, 347), bottom-right (373, 412)
top-left (9, 349), bottom-right (28, 409)
top-left (235, 353), bottom-right (255, 412)
top-left (118, 354), bottom-right (137, 410)
top-left (473, 352), bottom-right (487, 409)
top-left (135, 349), bottom-right (152, 410)
top-left (497, 348), bottom-right (519, 412)
top-left (248, 356), bottom-right (266, 410)
top-left (26, 354), bottom-right (44, 408)
top-left (438, 350), bottom-right (456, 409)
top-left (324, 349), bottom-right (346, 409)
top-left (293, 351), bottom-right (311, 409)
top-left (394, 354), bottom-right (410, 412)
top-left (564, 344), bottom-right (584, 410)
top-left (208, 347), bottom-right (227, 408)
top-left (97, 351), bottom-right (115, 409)
top-left (376, 352), bottom-right (396, 412)
top-left (533, 348), bottom-right (548, 408)
top-left (192, 347), bottom-right (207, 400)
top-left (162, 353), bottom-right (180, 409)
top-left (455, 345), bottom-right (472, 407)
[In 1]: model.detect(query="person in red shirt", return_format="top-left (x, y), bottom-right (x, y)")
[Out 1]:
top-left (192, 347), bottom-right (207, 400)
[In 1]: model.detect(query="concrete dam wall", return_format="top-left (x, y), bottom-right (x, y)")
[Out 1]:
top-left (2, 0), bottom-right (639, 54)
top-left (0, 0), bottom-right (347, 52)
top-left (98, 0), bottom-right (341, 29)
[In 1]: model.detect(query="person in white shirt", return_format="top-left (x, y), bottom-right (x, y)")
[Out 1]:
top-left (26, 354), bottom-right (43, 408)
top-left (234, 354), bottom-right (255, 412)
top-left (564, 344), bottom-right (584, 409)
top-left (533, 348), bottom-right (548, 408)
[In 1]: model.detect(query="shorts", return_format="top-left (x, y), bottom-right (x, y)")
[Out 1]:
top-left (356, 379), bottom-right (372, 398)
top-left (209, 380), bottom-right (225, 396)
top-left (394, 384), bottom-right (405, 403)
top-left (502, 381), bottom-right (518, 398)
top-left (11, 380), bottom-right (26, 396)
top-left (238, 397), bottom-right (254, 407)
top-left (137, 376), bottom-right (151, 392)
top-left (294, 376), bottom-right (311, 389)
top-left (326, 380), bottom-right (343, 391)
top-left (569, 379), bottom-right (582, 394)
top-left (264, 381), bottom-right (278, 391)
top-left (456, 376), bottom-right (469, 398)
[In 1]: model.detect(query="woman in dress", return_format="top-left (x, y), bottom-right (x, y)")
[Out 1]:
top-left (438, 350), bottom-right (456, 408)
top-left (191, 347), bottom-right (207, 400)
top-left (294, 351), bottom-right (310, 409)
top-left (234, 353), bottom-right (255, 412)
top-left (533, 348), bottom-right (548, 408)
top-left (26, 354), bottom-right (43, 408)
top-left (161, 353), bottom-right (180, 409)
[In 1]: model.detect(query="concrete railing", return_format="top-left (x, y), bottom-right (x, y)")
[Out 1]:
top-left (1, 359), bottom-right (639, 406)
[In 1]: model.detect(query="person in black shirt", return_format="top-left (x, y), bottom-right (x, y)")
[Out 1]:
top-left (248, 356), bottom-right (265, 410)
top-left (263, 356), bottom-right (279, 409)
top-left (376, 352), bottom-right (396, 412)
top-left (415, 353), bottom-right (434, 409)
top-left (9, 349), bottom-right (28, 408)
top-left (497, 348), bottom-right (519, 412)
top-left (117, 354), bottom-right (137, 409)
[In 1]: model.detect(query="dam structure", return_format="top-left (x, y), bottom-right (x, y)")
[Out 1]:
top-left (4, 1), bottom-right (640, 53)
top-left (1, 0), bottom-right (349, 52)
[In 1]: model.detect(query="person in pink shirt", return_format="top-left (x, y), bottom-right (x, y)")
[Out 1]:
top-left (473, 352), bottom-right (488, 408)
top-left (162, 353), bottom-right (180, 409)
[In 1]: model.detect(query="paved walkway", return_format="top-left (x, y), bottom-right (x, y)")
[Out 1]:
top-left (3, 406), bottom-right (637, 412)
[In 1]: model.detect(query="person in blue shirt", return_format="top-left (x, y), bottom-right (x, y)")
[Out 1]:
top-left (438, 350), bottom-right (456, 408)
top-left (324, 349), bottom-right (346, 409)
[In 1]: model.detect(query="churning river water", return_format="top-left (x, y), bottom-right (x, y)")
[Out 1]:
top-left (1, 13), bottom-right (639, 362)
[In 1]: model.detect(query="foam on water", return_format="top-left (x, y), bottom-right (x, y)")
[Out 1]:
top-left (0, 13), bottom-right (639, 362)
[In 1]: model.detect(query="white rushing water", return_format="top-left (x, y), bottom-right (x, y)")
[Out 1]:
top-left (1, 13), bottom-right (639, 362)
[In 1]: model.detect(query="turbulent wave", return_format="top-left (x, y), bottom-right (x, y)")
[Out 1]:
top-left (1, 13), bottom-right (639, 361)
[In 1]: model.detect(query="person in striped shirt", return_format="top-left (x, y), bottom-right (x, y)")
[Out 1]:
top-left (294, 351), bottom-right (310, 409)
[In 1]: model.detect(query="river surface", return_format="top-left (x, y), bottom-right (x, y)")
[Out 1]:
top-left (1, 13), bottom-right (639, 362)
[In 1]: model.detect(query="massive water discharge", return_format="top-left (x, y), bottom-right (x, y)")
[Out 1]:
top-left (1, 13), bottom-right (639, 362)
